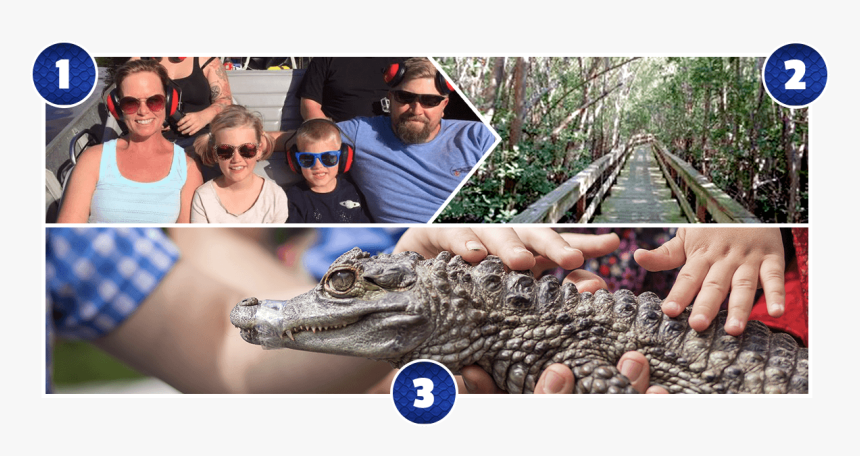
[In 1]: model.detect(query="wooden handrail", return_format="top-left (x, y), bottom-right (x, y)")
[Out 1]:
top-left (650, 141), bottom-right (759, 223)
top-left (510, 146), bottom-right (629, 223)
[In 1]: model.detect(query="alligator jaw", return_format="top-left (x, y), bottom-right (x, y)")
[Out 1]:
top-left (229, 294), bottom-right (432, 360)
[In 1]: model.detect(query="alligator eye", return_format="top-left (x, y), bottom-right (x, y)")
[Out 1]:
top-left (328, 270), bottom-right (356, 292)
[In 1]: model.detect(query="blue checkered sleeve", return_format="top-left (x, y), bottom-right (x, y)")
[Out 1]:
top-left (46, 227), bottom-right (180, 340)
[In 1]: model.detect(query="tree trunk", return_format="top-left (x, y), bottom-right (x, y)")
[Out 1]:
top-left (485, 57), bottom-right (506, 120)
top-left (509, 57), bottom-right (528, 149)
top-left (701, 82), bottom-right (711, 178)
top-left (784, 108), bottom-right (799, 222)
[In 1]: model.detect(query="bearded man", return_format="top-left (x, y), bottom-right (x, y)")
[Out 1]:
top-left (336, 58), bottom-right (496, 223)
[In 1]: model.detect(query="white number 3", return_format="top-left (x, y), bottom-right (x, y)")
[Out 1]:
top-left (784, 60), bottom-right (806, 90)
top-left (412, 378), bottom-right (435, 408)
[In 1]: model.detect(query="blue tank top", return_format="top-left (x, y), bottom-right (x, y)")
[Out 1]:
top-left (89, 140), bottom-right (187, 223)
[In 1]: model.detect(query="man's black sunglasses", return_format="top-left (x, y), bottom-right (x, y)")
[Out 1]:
top-left (390, 90), bottom-right (447, 107)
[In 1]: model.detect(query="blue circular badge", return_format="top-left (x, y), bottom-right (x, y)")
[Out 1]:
top-left (33, 43), bottom-right (97, 107)
top-left (391, 360), bottom-right (457, 424)
top-left (762, 43), bottom-right (827, 108)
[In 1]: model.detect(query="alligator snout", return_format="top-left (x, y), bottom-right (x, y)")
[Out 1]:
top-left (230, 297), bottom-right (260, 329)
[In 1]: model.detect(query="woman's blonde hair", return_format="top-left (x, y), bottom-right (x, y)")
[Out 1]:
top-left (202, 105), bottom-right (274, 166)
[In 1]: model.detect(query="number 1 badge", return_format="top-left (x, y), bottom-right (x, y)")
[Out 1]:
top-left (33, 43), bottom-right (97, 108)
top-left (391, 360), bottom-right (457, 424)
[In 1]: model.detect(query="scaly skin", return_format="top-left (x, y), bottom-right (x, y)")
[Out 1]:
top-left (230, 248), bottom-right (808, 394)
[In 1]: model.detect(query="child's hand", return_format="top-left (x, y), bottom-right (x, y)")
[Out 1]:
top-left (633, 228), bottom-right (785, 336)
top-left (394, 228), bottom-right (620, 294)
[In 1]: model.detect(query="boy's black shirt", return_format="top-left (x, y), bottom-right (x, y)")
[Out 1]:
top-left (286, 174), bottom-right (373, 223)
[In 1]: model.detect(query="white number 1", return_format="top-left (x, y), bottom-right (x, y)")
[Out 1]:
top-left (784, 60), bottom-right (806, 90)
top-left (56, 59), bottom-right (69, 89)
top-left (412, 378), bottom-right (435, 408)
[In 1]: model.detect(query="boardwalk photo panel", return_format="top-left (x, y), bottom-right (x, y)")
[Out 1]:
top-left (433, 57), bottom-right (808, 224)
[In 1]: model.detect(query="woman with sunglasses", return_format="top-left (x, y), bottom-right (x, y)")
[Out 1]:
top-left (57, 59), bottom-right (203, 223)
top-left (191, 105), bottom-right (288, 223)
top-left (135, 57), bottom-right (232, 148)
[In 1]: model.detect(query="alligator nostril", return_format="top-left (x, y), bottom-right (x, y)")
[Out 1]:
top-left (230, 303), bottom-right (259, 329)
top-left (239, 297), bottom-right (259, 306)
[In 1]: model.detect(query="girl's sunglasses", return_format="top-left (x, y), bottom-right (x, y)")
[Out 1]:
top-left (118, 94), bottom-right (166, 115)
top-left (390, 90), bottom-right (447, 107)
top-left (216, 143), bottom-right (259, 160)
top-left (297, 151), bottom-right (341, 168)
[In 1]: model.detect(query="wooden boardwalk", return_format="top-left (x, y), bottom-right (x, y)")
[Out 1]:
top-left (592, 145), bottom-right (688, 223)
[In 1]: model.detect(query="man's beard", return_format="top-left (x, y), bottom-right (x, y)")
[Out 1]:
top-left (393, 114), bottom-right (435, 144)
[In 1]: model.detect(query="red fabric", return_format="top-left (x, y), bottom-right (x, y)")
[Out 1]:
top-left (747, 228), bottom-right (808, 346)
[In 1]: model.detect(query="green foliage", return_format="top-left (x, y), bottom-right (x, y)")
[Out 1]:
top-left (53, 340), bottom-right (145, 385)
top-left (438, 57), bottom-right (807, 223)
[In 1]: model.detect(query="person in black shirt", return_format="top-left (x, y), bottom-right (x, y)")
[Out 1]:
top-left (296, 57), bottom-right (405, 122)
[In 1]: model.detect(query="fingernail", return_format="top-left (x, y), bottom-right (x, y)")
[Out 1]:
top-left (620, 359), bottom-right (643, 381)
top-left (462, 376), bottom-right (476, 392)
top-left (689, 313), bottom-right (708, 329)
top-left (514, 246), bottom-right (530, 254)
top-left (542, 370), bottom-right (565, 394)
top-left (563, 246), bottom-right (581, 254)
top-left (466, 241), bottom-right (485, 251)
top-left (663, 301), bottom-right (681, 314)
top-left (770, 302), bottom-right (785, 315)
top-left (725, 317), bottom-right (744, 334)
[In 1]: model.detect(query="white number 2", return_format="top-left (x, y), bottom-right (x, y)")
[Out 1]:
top-left (412, 377), bottom-right (435, 408)
top-left (56, 59), bottom-right (69, 89)
top-left (784, 60), bottom-right (806, 90)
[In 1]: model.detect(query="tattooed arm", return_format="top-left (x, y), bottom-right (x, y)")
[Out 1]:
top-left (175, 57), bottom-right (233, 136)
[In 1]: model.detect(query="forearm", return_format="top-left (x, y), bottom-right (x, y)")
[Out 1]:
top-left (95, 230), bottom-right (390, 393)
top-left (300, 98), bottom-right (326, 120)
top-left (198, 98), bottom-right (231, 124)
top-left (268, 130), bottom-right (297, 154)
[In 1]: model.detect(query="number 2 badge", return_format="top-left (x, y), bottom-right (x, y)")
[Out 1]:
top-left (391, 360), bottom-right (457, 424)
top-left (762, 43), bottom-right (827, 108)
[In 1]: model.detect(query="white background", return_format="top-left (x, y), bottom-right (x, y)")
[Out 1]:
top-left (6, 0), bottom-right (857, 453)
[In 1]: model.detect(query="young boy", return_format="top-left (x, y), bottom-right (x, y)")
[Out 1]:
top-left (286, 119), bottom-right (372, 223)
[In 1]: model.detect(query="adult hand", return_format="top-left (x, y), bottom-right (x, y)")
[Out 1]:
top-left (394, 227), bottom-right (620, 293)
top-left (633, 228), bottom-right (785, 336)
top-left (460, 352), bottom-right (668, 394)
top-left (175, 111), bottom-right (213, 136)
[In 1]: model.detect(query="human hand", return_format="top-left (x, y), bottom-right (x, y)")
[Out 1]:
top-left (394, 228), bottom-right (620, 294)
top-left (633, 228), bottom-right (785, 336)
top-left (460, 352), bottom-right (667, 394)
top-left (175, 111), bottom-right (213, 136)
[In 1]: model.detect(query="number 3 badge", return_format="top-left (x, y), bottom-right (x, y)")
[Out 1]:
top-left (391, 360), bottom-right (457, 424)
top-left (33, 43), bottom-right (97, 108)
top-left (763, 43), bottom-right (827, 108)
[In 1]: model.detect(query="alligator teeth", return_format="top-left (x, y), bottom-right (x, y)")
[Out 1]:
top-left (286, 329), bottom-right (295, 341)
top-left (288, 323), bottom-right (349, 336)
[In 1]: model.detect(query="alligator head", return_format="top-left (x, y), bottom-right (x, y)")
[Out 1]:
top-left (230, 248), bottom-right (436, 362)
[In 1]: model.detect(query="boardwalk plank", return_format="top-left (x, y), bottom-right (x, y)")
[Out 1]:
top-left (593, 145), bottom-right (688, 223)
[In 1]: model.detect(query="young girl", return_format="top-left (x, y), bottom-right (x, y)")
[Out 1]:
top-left (191, 106), bottom-right (288, 223)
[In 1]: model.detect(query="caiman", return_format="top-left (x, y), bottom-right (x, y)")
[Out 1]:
top-left (230, 248), bottom-right (808, 394)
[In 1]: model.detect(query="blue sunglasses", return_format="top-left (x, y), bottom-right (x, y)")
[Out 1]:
top-left (297, 151), bottom-right (341, 168)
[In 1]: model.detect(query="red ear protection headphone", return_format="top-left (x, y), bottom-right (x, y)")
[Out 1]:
top-left (382, 61), bottom-right (454, 95)
top-left (287, 118), bottom-right (355, 174)
top-left (106, 83), bottom-right (181, 122)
